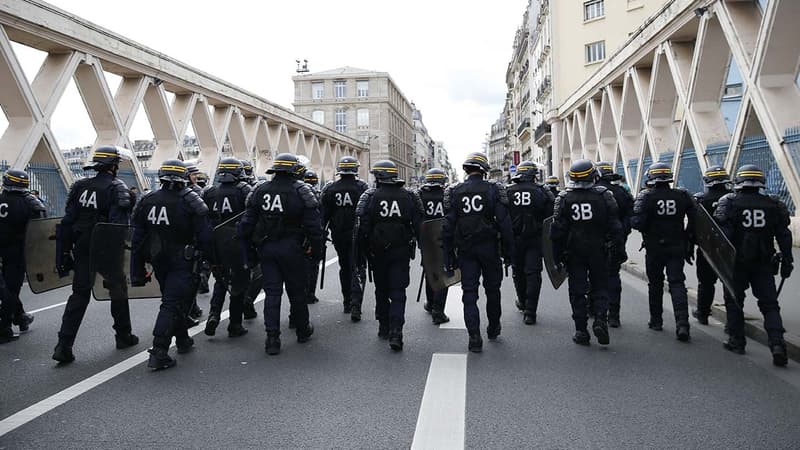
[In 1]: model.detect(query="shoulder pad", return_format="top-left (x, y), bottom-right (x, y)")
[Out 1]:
top-left (181, 188), bottom-right (209, 216)
top-left (24, 192), bottom-right (47, 213)
top-left (237, 181), bottom-right (252, 195)
top-left (591, 185), bottom-right (608, 194)
top-left (356, 189), bottom-right (375, 216)
top-left (320, 180), bottom-right (334, 194)
top-left (356, 179), bottom-right (369, 192)
top-left (491, 180), bottom-right (509, 205)
top-left (294, 180), bottom-right (319, 208)
top-left (111, 178), bottom-right (131, 209)
top-left (111, 178), bottom-right (129, 190)
top-left (768, 194), bottom-right (782, 203)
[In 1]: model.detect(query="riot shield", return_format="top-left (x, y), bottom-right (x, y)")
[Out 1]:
top-left (24, 217), bottom-right (72, 294)
top-left (696, 205), bottom-right (737, 297)
top-left (420, 218), bottom-right (461, 290)
top-left (90, 223), bottom-right (161, 300)
top-left (542, 216), bottom-right (567, 289)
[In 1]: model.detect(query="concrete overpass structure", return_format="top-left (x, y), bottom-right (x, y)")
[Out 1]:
top-left (0, 0), bottom-right (366, 216)
top-left (549, 0), bottom-right (800, 242)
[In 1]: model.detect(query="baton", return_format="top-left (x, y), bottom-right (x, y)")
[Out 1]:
top-left (777, 276), bottom-right (787, 298)
top-left (319, 226), bottom-right (328, 290)
top-left (416, 271), bottom-right (425, 303)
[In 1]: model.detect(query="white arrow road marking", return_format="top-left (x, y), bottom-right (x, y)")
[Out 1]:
top-left (411, 353), bottom-right (467, 450)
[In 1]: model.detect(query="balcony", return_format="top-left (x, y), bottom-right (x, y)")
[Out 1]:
top-left (516, 117), bottom-right (530, 138)
top-left (536, 76), bottom-right (552, 101)
top-left (534, 122), bottom-right (551, 145)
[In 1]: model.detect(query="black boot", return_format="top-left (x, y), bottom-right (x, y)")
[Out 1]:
top-left (607, 314), bottom-right (620, 329)
top-left (189, 303), bottom-right (203, 320)
top-left (176, 336), bottom-right (194, 354)
top-left (0, 326), bottom-right (18, 344)
top-left (243, 302), bottom-right (257, 320)
top-left (52, 339), bottom-right (75, 363)
top-left (487, 322), bottom-right (501, 340)
top-left (343, 301), bottom-right (352, 314)
top-left (351, 303), bottom-right (362, 322)
top-left (514, 299), bottom-right (524, 312)
top-left (147, 347), bottom-right (176, 370)
top-left (771, 342), bottom-right (788, 367)
top-left (468, 331), bottom-right (483, 353)
top-left (265, 331), bottom-right (281, 355)
top-left (691, 309), bottom-right (709, 325)
top-left (432, 310), bottom-right (450, 325)
top-left (297, 322), bottom-right (314, 343)
top-left (115, 332), bottom-right (140, 349)
top-left (204, 311), bottom-right (221, 336)
top-left (648, 321), bottom-right (663, 331)
top-left (13, 313), bottom-right (34, 332)
top-left (676, 324), bottom-right (691, 342)
top-left (228, 323), bottom-right (249, 338)
top-left (423, 301), bottom-right (433, 314)
top-left (378, 321), bottom-right (390, 340)
top-left (572, 329), bottom-right (590, 346)
top-left (723, 336), bottom-right (746, 355)
top-left (592, 320), bottom-right (609, 345)
top-left (389, 328), bottom-right (403, 351)
top-left (523, 312), bottom-right (536, 325)
top-left (185, 316), bottom-right (200, 329)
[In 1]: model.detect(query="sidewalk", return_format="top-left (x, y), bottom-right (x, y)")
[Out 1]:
top-left (622, 233), bottom-right (800, 361)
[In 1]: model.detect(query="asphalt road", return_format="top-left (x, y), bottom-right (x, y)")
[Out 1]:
top-left (2, 259), bottom-right (800, 449)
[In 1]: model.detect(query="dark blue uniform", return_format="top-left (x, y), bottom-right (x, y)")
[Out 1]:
top-left (632, 185), bottom-right (696, 331)
top-left (0, 190), bottom-right (46, 329)
top-left (417, 184), bottom-right (449, 315)
top-left (597, 178), bottom-right (634, 323)
top-left (132, 187), bottom-right (212, 351)
top-left (304, 184), bottom-right (322, 303)
top-left (355, 184), bottom-right (423, 335)
top-left (692, 186), bottom-right (733, 319)
top-left (320, 176), bottom-right (369, 311)
top-left (239, 172), bottom-right (323, 337)
top-left (551, 186), bottom-right (622, 334)
top-left (714, 190), bottom-right (793, 348)
top-left (506, 179), bottom-right (554, 320)
top-left (58, 172), bottom-right (132, 344)
top-left (442, 174), bottom-right (514, 335)
top-left (203, 180), bottom-right (251, 329)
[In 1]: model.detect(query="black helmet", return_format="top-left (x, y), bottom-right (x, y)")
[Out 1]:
top-left (734, 164), bottom-right (766, 189)
top-left (337, 156), bottom-right (360, 175)
top-left (544, 176), bottom-right (559, 187)
top-left (596, 161), bottom-right (619, 181)
top-left (646, 162), bottom-right (674, 184)
top-left (371, 160), bottom-right (400, 184)
top-left (568, 159), bottom-right (597, 189)
top-left (158, 159), bottom-right (188, 185)
top-left (294, 155), bottom-right (310, 179)
top-left (462, 152), bottom-right (490, 173)
top-left (424, 168), bottom-right (448, 186)
top-left (196, 172), bottom-right (209, 188)
top-left (703, 165), bottom-right (731, 188)
top-left (216, 157), bottom-right (244, 183)
top-left (512, 161), bottom-right (538, 182)
top-left (240, 160), bottom-right (254, 178)
top-left (2, 168), bottom-right (31, 192)
top-left (304, 170), bottom-right (319, 186)
top-left (83, 145), bottom-right (127, 170)
top-left (268, 153), bottom-right (303, 175)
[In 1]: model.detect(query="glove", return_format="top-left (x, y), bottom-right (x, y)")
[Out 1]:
top-left (781, 256), bottom-right (794, 279)
top-left (685, 243), bottom-right (695, 265)
top-left (443, 251), bottom-right (457, 277)
top-left (56, 252), bottom-right (74, 278)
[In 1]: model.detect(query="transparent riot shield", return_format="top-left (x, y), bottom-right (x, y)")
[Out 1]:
top-left (420, 218), bottom-right (461, 291)
top-left (24, 217), bottom-right (73, 294)
top-left (542, 216), bottom-right (568, 289)
top-left (90, 223), bottom-right (161, 300)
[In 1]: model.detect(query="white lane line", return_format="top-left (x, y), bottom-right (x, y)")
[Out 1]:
top-left (440, 284), bottom-right (466, 330)
top-left (0, 293), bottom-right (266, 437)
top-left (324, 257), bottom-right (339, 268)
top-left (411, 353), bottom-right (467, 450)
top-left (28, 301), bottom-right (68, 314)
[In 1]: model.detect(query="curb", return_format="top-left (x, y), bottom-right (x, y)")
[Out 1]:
top-left (621, 261), bottom-right (800, 363)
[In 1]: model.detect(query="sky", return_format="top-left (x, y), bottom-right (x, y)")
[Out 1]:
top-left (6, 0), bottom-right (528, 168)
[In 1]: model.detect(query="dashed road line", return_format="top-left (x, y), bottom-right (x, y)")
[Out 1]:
top-left (440, 284), bottom-right (466, 330)
top-left (411, 353), bottom-right (467, 450)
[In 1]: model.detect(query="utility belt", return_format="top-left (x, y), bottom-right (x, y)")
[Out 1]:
top-left (253, 215), bottom-right (303, 244)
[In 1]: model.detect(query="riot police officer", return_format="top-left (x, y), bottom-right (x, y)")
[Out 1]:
top-left (132, 160), bottom-right (213, 370)
top-left (0, 169), bottom-right (46, 343)
top-left (355, 160), bottom-right (423, 350)
top-left (240, 159), bottom-right (261, 319)
top-left (714, 165), bottom-right (794, 366)
top-left (596, 162), bottom-right (634, 327)
top-left (202, 158), bottom-right (251, 337)
top-left (416, 168), bottom-right (451, 325)
top-left (185, 162), bottom-right (204, 320)
top-left (692, 166), bottom-right (734, 325)
top-left (196, 172), bottom-right (209, 189)
top-left (53, 146), bottom-right (137, 364)
top-left (320, 156), bottom-right (369, 319)
top-left (545, 176), bottom-right (560, 197)
top-left (631, 162), bottom-right (696, 342)
top-left (507, 161), bottom-right (554, 325)
top-left (303, 169), bottom-right (322, 304)
top-left (551, 160), bottom-right (623, 346)
top-left (442, 152), bottom-right (514, 353)
top-left (239, 153), bottom-right (323, 356)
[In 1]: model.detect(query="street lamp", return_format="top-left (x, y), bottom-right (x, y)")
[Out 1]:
top-left (365, 135), bottom-right (379, 183)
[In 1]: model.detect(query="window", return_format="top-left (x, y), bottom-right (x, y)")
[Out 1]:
top-left (585, 41), bottom-right (606, 64)
top-left (584, 0), bottom-right (604, 21)
top-left (312, 82), bottom-right (324, 99)
top-left (357, 80), bottom-right (369, 97)
top-left (357, 109), bottom-right (369, 130)
top-left (312, 110), bottom-right (324, 125)
top-left (335, 109), bottom-right (347, 133)
top-left (334, 80), bottom-right (346, 98)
